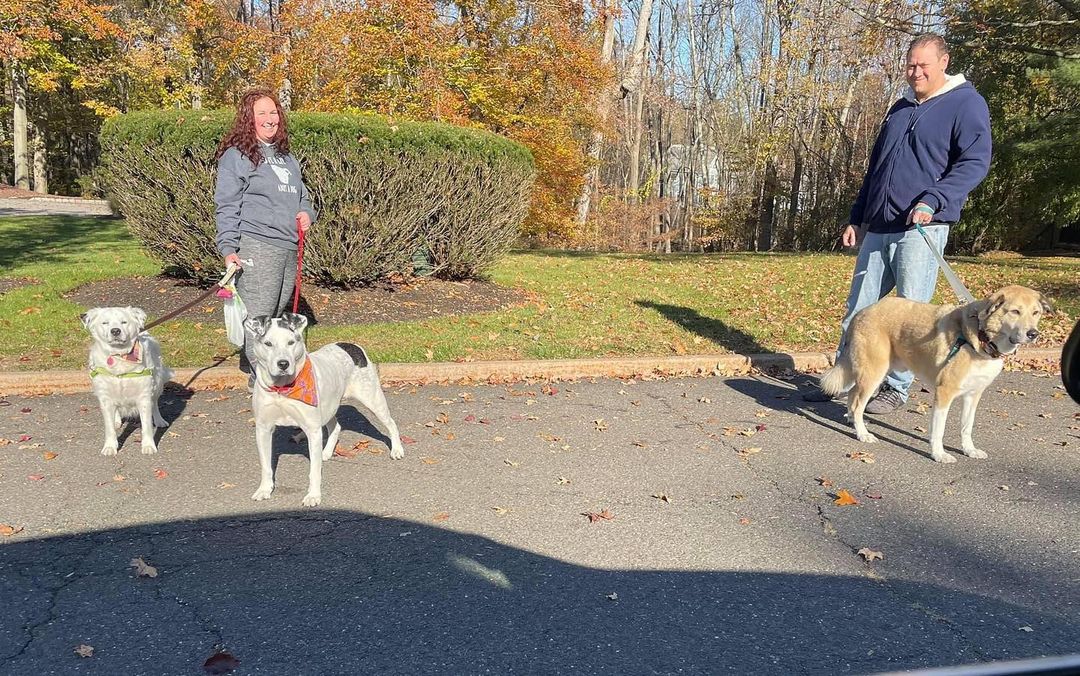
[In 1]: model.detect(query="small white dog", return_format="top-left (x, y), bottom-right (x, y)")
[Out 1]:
top-left (244, 313), bottom-right (405, 507)
top-left (82, 306), bottom-right (172, 456)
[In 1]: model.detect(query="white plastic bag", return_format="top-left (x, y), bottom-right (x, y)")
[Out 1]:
top-left (221, 283), bottom-right (247, 347)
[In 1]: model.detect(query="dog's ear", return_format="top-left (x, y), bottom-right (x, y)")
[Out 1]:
top-left (1039, 294), bottom-right (1054, 314)
top-left (80, 310), bottom-right (95, 329)
top-left (244, 315), bottom-right (272, 338)
top-left (127, 307), bottom-right (147, 330)
top-left (281, 312), bottom-right (308, 334)
top-left (978, 289), bottom-right (1006, 321)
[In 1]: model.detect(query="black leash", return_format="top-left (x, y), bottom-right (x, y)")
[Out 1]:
top-left (142, 264), bottom-right (240, 332)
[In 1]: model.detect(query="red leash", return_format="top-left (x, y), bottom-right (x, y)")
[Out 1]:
top-left (292, 216), bottom-right (305, 313)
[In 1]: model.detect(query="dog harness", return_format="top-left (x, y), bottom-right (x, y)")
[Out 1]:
top-left (89, 343), bottom-right (153, 379)
top-left (944, 329), bottom-right (1002, 366)
top-left (264, 358), bottom-right (319, 406)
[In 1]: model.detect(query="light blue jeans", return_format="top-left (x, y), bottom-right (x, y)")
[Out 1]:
top-left (837, 224), bottom-right (949, 401)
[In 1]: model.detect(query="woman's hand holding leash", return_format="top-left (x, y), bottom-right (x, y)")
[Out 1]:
top-left (296, 211), bottom-right (312, 234)
top-left (224, 253), bottom-right (243, 270)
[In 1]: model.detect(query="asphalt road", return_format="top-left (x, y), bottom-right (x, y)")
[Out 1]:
top-left (1, 370), bottom-right (1077, 674)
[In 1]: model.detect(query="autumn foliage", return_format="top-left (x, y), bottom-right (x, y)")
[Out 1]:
top-left (3, 0), bottom-right (611, 239)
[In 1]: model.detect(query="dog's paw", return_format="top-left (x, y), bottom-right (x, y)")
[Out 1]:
top-left (931, 451), bottom-right (957, 464)
top-left (856, 432), bottom-right (878, 444)
top-left (251, 484), bottom-right (274, 501)
top-left (100, 444), bottom-right (118, 457)
top-left (301, 493), bottom-right (322, 507)
top-left (389, 446), bottom-right (405, 460)
top-left (140, 442), bottom-right (158, 455)
top-left (963, 447), bottom-right (988, 459)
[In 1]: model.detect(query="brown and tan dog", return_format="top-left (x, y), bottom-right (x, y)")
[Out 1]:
top-left (820, 285), bottom-right (1051, 463)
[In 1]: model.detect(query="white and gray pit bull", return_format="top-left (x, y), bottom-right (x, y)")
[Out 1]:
top-left (244, 313), bottom-right (404, 506)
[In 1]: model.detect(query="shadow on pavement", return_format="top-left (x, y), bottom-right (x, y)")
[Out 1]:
top-left (635, 301), bottom-right (795, 368)
top-left (1, 510), bottom-right (1076, 674)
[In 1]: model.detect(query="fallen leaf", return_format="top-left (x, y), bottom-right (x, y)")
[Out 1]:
top-left (492, 506), bottom-right (510, 515)
top-left (556, 476), bottom-right (571, 485)
top-left (857, 548), bottom-right (883, 562)
top-left (420, 456), bottom-right (440, 465)
top-left (18, 306), bottom-right (41, 315)
top-left (816, 476), bottom-right (834, 487)
top-left (154, 468), bottom-right (168, 480)
top-left (73, 644), bottom-right (95, 658)
top-left (1018, 626), bottom-right (1034, 633)
top-left (914, 425), bottom-right (927, 433)
top-left (755, 424), bottom-right (767, 432)
top-left (203, 651), bottom-right (241, 674)
top-left (333, 443), bottom-right (358, 458)
top-left (503, 459), bottom-right (519, 467)
top-left (738, 517), bottom-right (752, 526)
top-left (19, 407), bottom-right (31, 413)
top-left (433, 512), bottom-right (450, 522)
top-left (43, 452), bottom-right (57, 461)
top-left (444, 431), bottom-right (456, 441)
top-left (436, 412), bottom-right (450, 425)
top-left (541, 385), bottom-right (559, 396)
top-left (738, 447), bottom-right (762, 459)
top-left (207, 394), bottom-right (230, 402)
top-left (0, 438), bottom-right (10, 446)
top-left (17, 434), bottom-right (31, 442)
top-left (28, 474), bottom-right (44, 481)
top-left (863, 490), bottom-right (883, 500)
top-left (217, 482), bottom-right (236, 489)
top-left (464, 414), bottom-right (477, 423)
top-left (651, 493), bottom-right (670, 503)
top-left (0, 524), bottom-right (24, 536)
top-left (847, 451), bottom-right (875, 464)
top-left (401, 435), bottom-right (417, 445)
top-left (583, 509), bottom-right (614, 523)
top-left (130, 557), bottom-right (158, 578)
top-left (698, 396), bottom-right (711, 403)
top-left (833, 489), bottom-right (859, 506)
top-left (593, 419), bottom-right (608, 432)
top-left (606, 592), bottom-right (618, 600)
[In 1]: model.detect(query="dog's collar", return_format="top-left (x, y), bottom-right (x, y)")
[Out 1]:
top-left (90, 341), bottom-right (152, 379)
top-left (977, 329), bottom-right (1003, 359)
top-left (107, 342), bottom-right (141, 366)
top-left (263, 358), bottom-right (319, 406)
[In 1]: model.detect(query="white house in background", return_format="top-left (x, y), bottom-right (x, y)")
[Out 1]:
top-left (664, 144), bottom-right (725, 198)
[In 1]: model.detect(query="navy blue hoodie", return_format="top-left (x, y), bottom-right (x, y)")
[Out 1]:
top-left (850, 76), bottom-right (991, 234)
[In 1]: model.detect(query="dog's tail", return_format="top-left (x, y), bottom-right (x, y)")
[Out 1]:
top-left (818, 355), bottom-right (854, 397)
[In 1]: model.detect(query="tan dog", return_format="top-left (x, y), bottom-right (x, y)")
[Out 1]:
top-left (820, 285), bottom-right (1051, 463)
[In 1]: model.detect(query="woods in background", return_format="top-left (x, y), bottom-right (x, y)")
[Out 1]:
top-left (2, 0), bottom-right (1076, 252)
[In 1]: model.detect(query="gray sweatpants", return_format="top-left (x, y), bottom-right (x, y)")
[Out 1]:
top-left (235, 236), bottom-right (297, 374)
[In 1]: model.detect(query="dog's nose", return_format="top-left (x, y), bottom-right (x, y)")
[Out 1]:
top-left (276, 359), bottom-right (290, 371)
top-left (1027, 329), bottom-right (1039, 341)
top-left (110, 327), bottom-right (122, 337)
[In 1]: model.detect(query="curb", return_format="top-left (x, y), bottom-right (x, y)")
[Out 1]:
top-left (0, 349), bottom-right (1063, 397)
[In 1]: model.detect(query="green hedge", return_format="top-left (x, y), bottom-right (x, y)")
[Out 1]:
top-left (98, 110), bottom-right (536, 285)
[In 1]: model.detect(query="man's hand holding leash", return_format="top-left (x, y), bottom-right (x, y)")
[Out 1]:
top-left (907, 202), bottom-right (935, 225)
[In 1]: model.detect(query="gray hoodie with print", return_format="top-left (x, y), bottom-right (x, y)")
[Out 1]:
top-left (214, 143), bottom-right (318, 256)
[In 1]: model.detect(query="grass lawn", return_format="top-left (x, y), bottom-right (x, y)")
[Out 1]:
top-left (1, 215), bottom-right (1077, 371)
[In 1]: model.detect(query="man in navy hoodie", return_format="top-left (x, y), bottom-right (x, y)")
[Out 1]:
top-left (805, 33), bottom-right (992, 411)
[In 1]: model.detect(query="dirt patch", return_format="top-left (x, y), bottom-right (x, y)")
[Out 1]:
top-left (0, 278), bottom-right (39, 296)
top-left (0, 185), bottom-right (40, 199)
top-left (65, 275), bottom-right (534, 325)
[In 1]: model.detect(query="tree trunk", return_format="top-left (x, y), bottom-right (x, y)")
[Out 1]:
top-left (574, 0), bottom-right (619, 227)
top-left (628, 87), bottom-right (646, 204)
top-left (620, 0), bottom-right (655, 97)
top-left (13, 67), bottom-right (29, 190)
top-left (757, 161), bottom-right (777, 251)
top-left (31, 123), bottom-right (47, 194)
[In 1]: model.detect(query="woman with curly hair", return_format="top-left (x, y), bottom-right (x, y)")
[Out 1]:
top-left (214, 88), bottom-right (317, 388)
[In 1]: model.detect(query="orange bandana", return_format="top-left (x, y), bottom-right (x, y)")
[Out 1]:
top-left (266, 358), bottom-right (319, 406)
